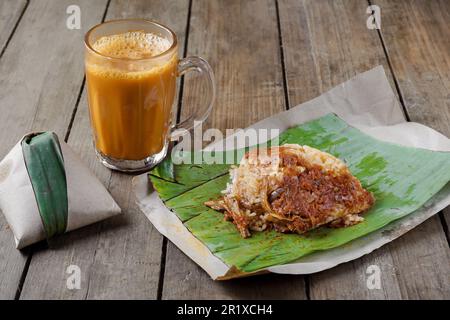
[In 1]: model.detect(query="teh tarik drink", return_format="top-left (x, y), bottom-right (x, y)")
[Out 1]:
top-left (85, 20), bottom-right (215, 173)
top-left (86, 31), bottom-right (177, 161)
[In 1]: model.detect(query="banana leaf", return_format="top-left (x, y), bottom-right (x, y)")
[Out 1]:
top-left (149, 113), bottom-right (450, 273)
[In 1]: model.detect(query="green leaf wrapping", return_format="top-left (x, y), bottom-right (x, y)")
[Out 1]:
top-left (22, 132), bottom-right (68, 238)
top-left (150, 114), bottom-right (450, 273)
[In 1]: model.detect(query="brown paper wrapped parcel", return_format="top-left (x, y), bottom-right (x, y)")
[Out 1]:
top-left (0, 132), bottom-right (121, 249)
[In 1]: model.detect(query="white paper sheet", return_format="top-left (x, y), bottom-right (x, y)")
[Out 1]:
top-left (133, 66), bottom-right (450, 279)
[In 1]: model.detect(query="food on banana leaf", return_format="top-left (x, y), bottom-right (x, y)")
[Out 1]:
top-left (150, 114), bottom-right (450, 273)
top-left (205, 144), bottom-right (375, 238)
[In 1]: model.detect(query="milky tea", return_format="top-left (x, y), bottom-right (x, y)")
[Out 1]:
top-left (85, 30), bottom-right (177, 161)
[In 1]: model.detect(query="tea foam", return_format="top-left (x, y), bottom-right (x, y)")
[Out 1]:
top-left (92, 31), bottom-right (171, 59)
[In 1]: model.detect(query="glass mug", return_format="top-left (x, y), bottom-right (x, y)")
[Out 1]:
top-left (84, 19), bottom-right (215, 172)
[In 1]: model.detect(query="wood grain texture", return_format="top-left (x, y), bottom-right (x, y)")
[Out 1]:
top-left (0, 0), bottom-right (107, 299)
top-left (0, 1), bottom-right (29, 298)
top-left (162, 0), bottom-right (307, 299)
top-left (373, 0), bottom-right (450, 134)
top-left (278, 0), bottom-right (450, 299)
top-left (19, 0), bottom-right (190, 299)
top-left (371, 0), bottom-right (450, 299)
top-left (179, 0), bottom-right (286, 130)
top-left (2, 0), bottom-right (448, 300)
top-left (278, 0), bottom-right (400, 107)
top-left (372, 0), bottom-right (450, 235)
top-left (164, 244), bottom-right (307, 300)
top-left (0, 0), bottom-right (27, 55)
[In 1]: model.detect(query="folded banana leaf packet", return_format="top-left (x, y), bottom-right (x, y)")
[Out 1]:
top-left (0, 132), bottom-right (121, 249)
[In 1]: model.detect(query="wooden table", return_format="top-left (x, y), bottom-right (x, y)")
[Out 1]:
top-left (0, 0), bottom-right (449, 300)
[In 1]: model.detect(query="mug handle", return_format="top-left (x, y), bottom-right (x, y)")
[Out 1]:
top-left (170, 56), bottom-right (216, 139)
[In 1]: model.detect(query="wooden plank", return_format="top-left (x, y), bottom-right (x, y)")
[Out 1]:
top-left (20, 0), bottom-right (190, 299)
top-left (371, 0), bottom-right (450, 299)
top-left (373, 0), bottom-right (450, 134)
top-left (279, 0), bottom-right (400, 107)
top-left (165, 244), bottom-right (307, 299)
top-left (0, 0), bottom-right (27, 56)
top-left (162, 0), bottom-right (308, 299)
top-left (0, 0), bottom-right (107, 300)
top-left (279, 0), bottom-right (450, 299)
top-left (372, 0), bottom-right (450, 234)
top-left (0, 0), bottom-right (28, 300)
